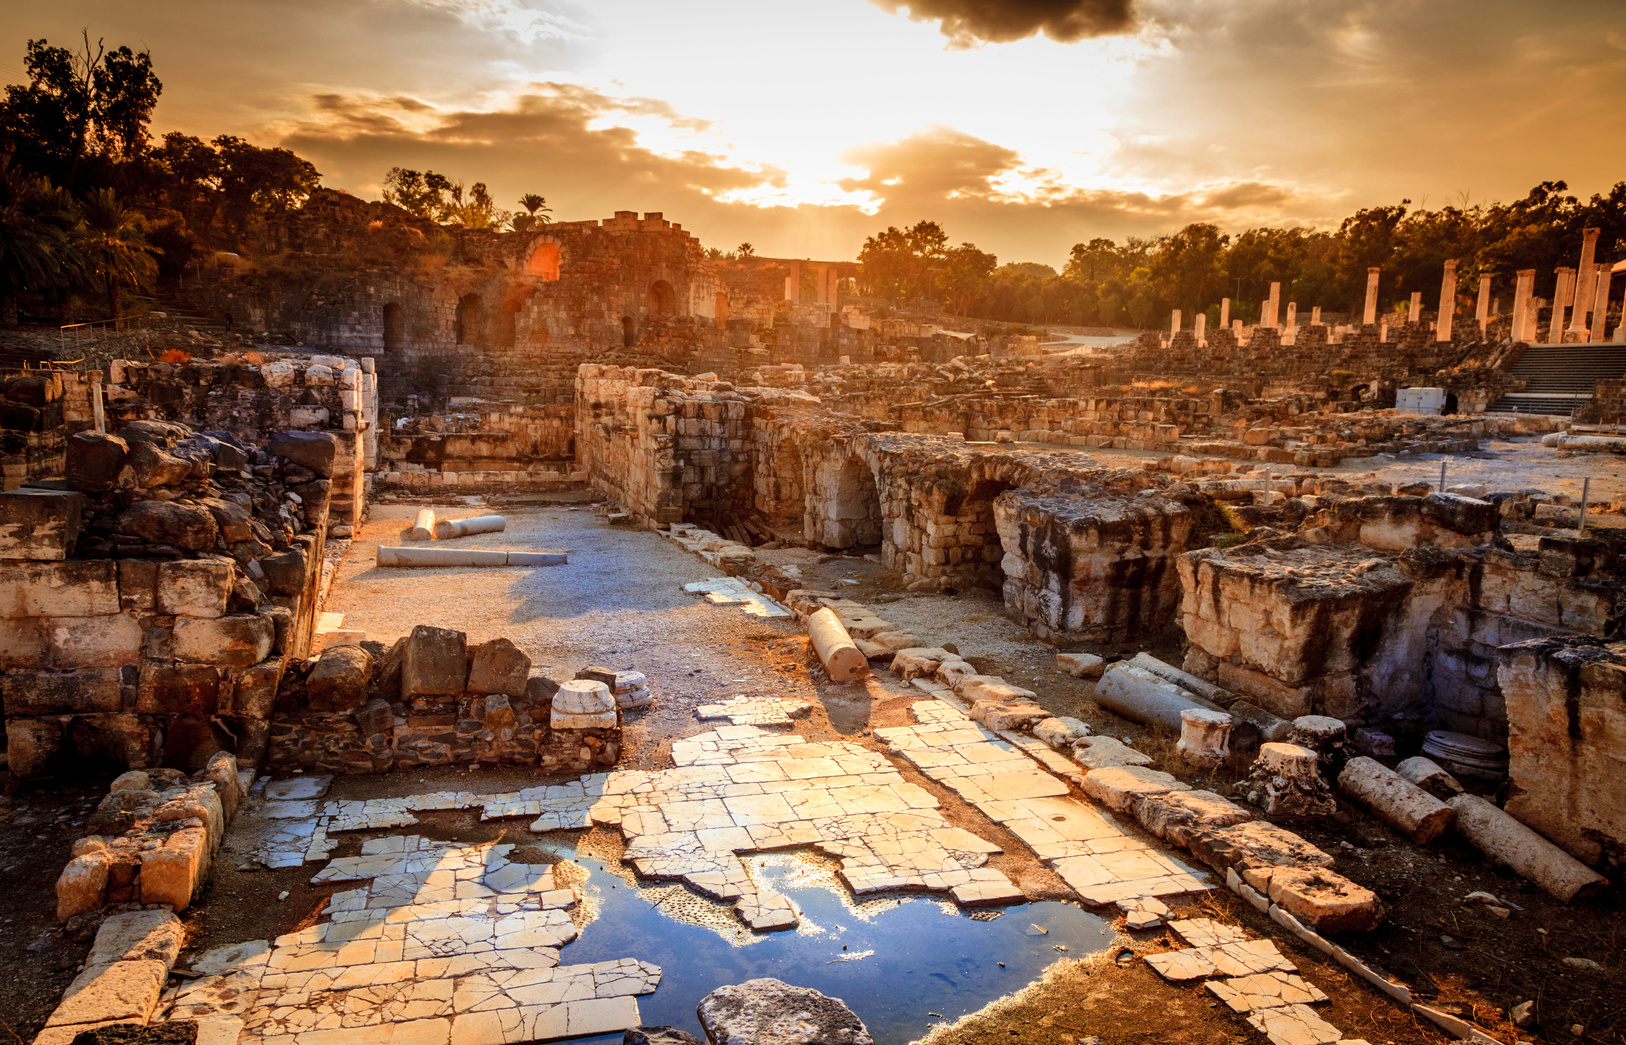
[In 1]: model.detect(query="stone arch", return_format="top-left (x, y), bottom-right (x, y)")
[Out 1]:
top-left (455, 293), bottom-right (483, 346)
top-left (648, 279), bottom-right (677, 315)
top-left (382, 302), bottom-right (404, 354)
top-left (715, 292), bottom-right (730, 330)
top-left (825, 455), bottom-right (881, 550)
top-left (524, 241), bottom-right (561, 280)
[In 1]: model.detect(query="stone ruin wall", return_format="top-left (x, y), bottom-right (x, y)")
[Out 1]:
top-left (1, 422), bottom-right (336, 782)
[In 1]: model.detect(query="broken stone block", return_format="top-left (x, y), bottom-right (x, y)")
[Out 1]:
top-left (66, 431), bottom-right (130, 492)
top-left (1080, 765), bottom-right (1190, 815)
top-left (6, 715), bottom-right (62, 777)
top-left (128, 440), bottom-right (194, 487)
top-left (199, 751), bottom-right (244, 820)
top-left (87, 908), bottom-right (185, 967)
top-left (1033, 716), bottom-right (1089, 751)
top-left (140, 825), bottom-right (207, 910)
top-left (1, 559), bottom-right (119, 617)
top-left (624, 1029), bottom-right (704, 1045)
top-left (157, 560), bottom-right (233, 618)
top-left (1288, 715), bottom-right (1348, 775)
top-left (890, 647), bottom-right (954, 680)
top-left (118, 559), bottom-right (157, 613)
top-left (173, 615), bottom-right (273, 667)
top-left (868, 630), bottom-right (922, 653)
top-left (56, 850), bottom-right (109, 921)
top-left (266, 431), bottom-right (338, 477)
top-left (306, 644), bottom-right (373, 712)
top-left (401, 624), bottom-right (467, 698)
top-left (1057, 652), bottom-right (1105, 678)
top-left (969, 696), bottom-right (1048, 732)
top-left (697, 978), bottom-right (874, 1045)
top-left (256, 547), bottom-right (307, 596)
top-left (1137, 789), bottom-right (1251, 847)
top-left (1242, 743), bottom-right (1337, 818)
top-left (229, 658), bottom-right (283, 720)
top-left (1246, 864), bottom-right (1384, 932)
top-left (116, 501), bottom-right (219, 553)
top-left (956, 675), bottom-right (1037, 704)
top-left (1184, 820), bottom-right (1335, 875)
top-left (1178, 707), bottom-right (1232, 768)
top-left (0, 487), bottom-right (82, 560)
top-left (468, 638), bottom-right (531, 696)
top-left (1070, 735), bottom-right (1154, 771)
top-left (1337, 756), bottom-right (1455, 844)
top-left (44, 959), bottom-right (167, 1027)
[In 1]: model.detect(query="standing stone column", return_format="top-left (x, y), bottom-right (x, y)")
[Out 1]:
top-left (1286, 302), bottom-right (1298, 333)
top-left (1476, 273), bottom-right (1492, 332)
top-left (1548, 268), bottom-right (1573, 343)
top-left (1170, 309), bottom-right (1182, 335)
top-left (1588, 268), bottom-right (1611, 343)
top-left (1363, 268), bottom-right (1381, 326)
top-left (1264, 282), bottom-right (1281, 328)
top-left (1570, 227), bottom-right (1600, 337)
top-left (1311, 305), bottom-right (1322, 325)
top-left (1194, 312), bottom-right (1207, 343)
top-left (1219, 297), bottom-right (1230, 329)
top-left (1437, 260), bottom-right (1458, 341)
top-left (1511, 269), bottom-right (1535, 343)
top-left (1408, 292), bottom-right (1422, 324)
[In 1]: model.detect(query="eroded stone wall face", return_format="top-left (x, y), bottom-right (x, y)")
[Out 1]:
top-left (1498, 636), bottom-right (1626, 868)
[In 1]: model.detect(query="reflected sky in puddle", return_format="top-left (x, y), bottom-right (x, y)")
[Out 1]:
top-left (536, 839), bottom-right (1118, 1044)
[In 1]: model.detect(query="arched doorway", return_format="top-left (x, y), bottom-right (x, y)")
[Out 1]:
top-left (715, 292), bottom-right (730, 331)
top-left (648, 280), bottom-right (676, 315)
top-left (829, 456), bottom-right (881, 550)
top-left (455, 293), bottom-right (482, 346)
top-left (525, 242), bottom-right (561, 280)
top-left (621, 315), bottom-right (635, 348)
top-left (382, 302), bottom-right (403, 354)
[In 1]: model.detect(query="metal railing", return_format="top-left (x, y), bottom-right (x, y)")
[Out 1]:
top-left (58, 314), bottom-right (151, 361)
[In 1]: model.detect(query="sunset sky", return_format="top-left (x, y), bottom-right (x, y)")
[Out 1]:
top-left (3, 0), bottom-right (1624, 266)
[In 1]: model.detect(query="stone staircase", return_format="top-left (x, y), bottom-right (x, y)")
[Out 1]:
top-left (1488, 342), bottom-right (1626, 416)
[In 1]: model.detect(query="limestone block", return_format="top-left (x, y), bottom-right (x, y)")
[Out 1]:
top-left (1338, 756), bottom-right (1455, 843)
top-left (1185, 820), bottom-right (1335, 875)
top-left (87, 908), bottom-right (185, 967)
top-left (401, 624), bottom-right (467, 698)
top-left (66, 431), bottom-right (129, 492)
top-left (157, 560), bottom-right (233, 618)
top-left (1137, 789), bottom-right (1251, 847)
top-left (128, 441), bottom-right (194, 487)
top-left (1080, 765), bottom-right (1190, 815)
top-left (136, 664), bottom-right (222, 715)
top-left (869, 630), bottom-right (923, 653)
top-left (1249, 865), bottom-right (1383, 932)
top-left (256, 547), bottom-right (307, 596)
top-left (890, 647), bottom-right (953, 680)
top-left (266, 431), bottom-right (338, 477)
top-left (1056, 652), bottom-right (1104, 678)
top-left (0, 488), bottom-right (82, 560)
top-left (306, 644), bottom-right (373, 711)
top-left (6, 715), bottom-right (62, 777)
top-left (200, 751), bottom-right (244, 820)
top-left (0, 616), bottom-right (46, 669)
top-left (1033, 716), bottom-right (1089, 751)
top-left (468, 637), bottom-right (531, 696)
top-left (0, 560), bottom-right (118, 618)
top-left (1447, 793), bottom-right (1608, 902)
top-left (140, 825), bottom-right (207, 909)
top-left (969, 696), bottom-right (1047, 732)
top-left (44, 959), bottom-right (167, 1027)
top-left (56, 850), bottom-right (109, 921)
top-left (156, 786), bottom-right (225, 847)
top-left (116, 501), bottom-right (219, 552)
top-left (230, 657), bottom-right (284, 720)
top-left (1070, 735), bottom-right (1153, 771)
top-left (3, 666), bottom-right (121, 715)
top-left (697, 978), bottom-right (874, 1045)
top-left (173, 614), bottom-right (273, 667)
top-left (955, 675), bottom-right (1037, 704)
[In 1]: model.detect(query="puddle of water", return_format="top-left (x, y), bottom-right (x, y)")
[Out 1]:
top-left (540, 839), bottom-right (1117, 1044)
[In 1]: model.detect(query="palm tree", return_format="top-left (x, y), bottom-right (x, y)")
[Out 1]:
top-left (510, 193), bottom-right (551, 232)
top-left (75, 188), bottom-right (159, 321)
top-left (0, 160), bottom-right (75, 328)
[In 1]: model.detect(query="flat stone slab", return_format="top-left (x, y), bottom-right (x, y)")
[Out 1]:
top-left (684, 577), bottom-right (791, 618)
top-left (263, 775), bottom-right (333, 801)
top-left (1207, 970), bottom-right (1329, 1013)
top-left (696, 696), bottom-right (812, 727)
top-left (1245, 1002), bottom-right (1344, 1045)
top-left (47, 960), bottom-right (167, 1026)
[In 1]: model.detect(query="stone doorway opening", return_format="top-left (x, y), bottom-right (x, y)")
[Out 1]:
top-left (455, 293), bottom-right (483, 346)
top-left (826, 456), bottom-right (881, 550)
top-left (939, 478), bottom-right (1015, 591)
top-left (382, 302), bottom-right (403, 354)
top-left (649, 279), bottom-right (677, 315)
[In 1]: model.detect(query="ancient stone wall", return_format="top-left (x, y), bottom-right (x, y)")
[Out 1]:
top-left (0, 421), bottom-right (335, 779)
top-left (1497, 635), bottom-right (1626, 868)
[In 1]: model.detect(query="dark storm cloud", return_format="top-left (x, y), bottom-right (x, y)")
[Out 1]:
top-left (870, 0), bottom-right (1134, 45)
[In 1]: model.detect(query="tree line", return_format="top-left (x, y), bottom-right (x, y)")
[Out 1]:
top-left (858, 184), bottom-right (1626, 329)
